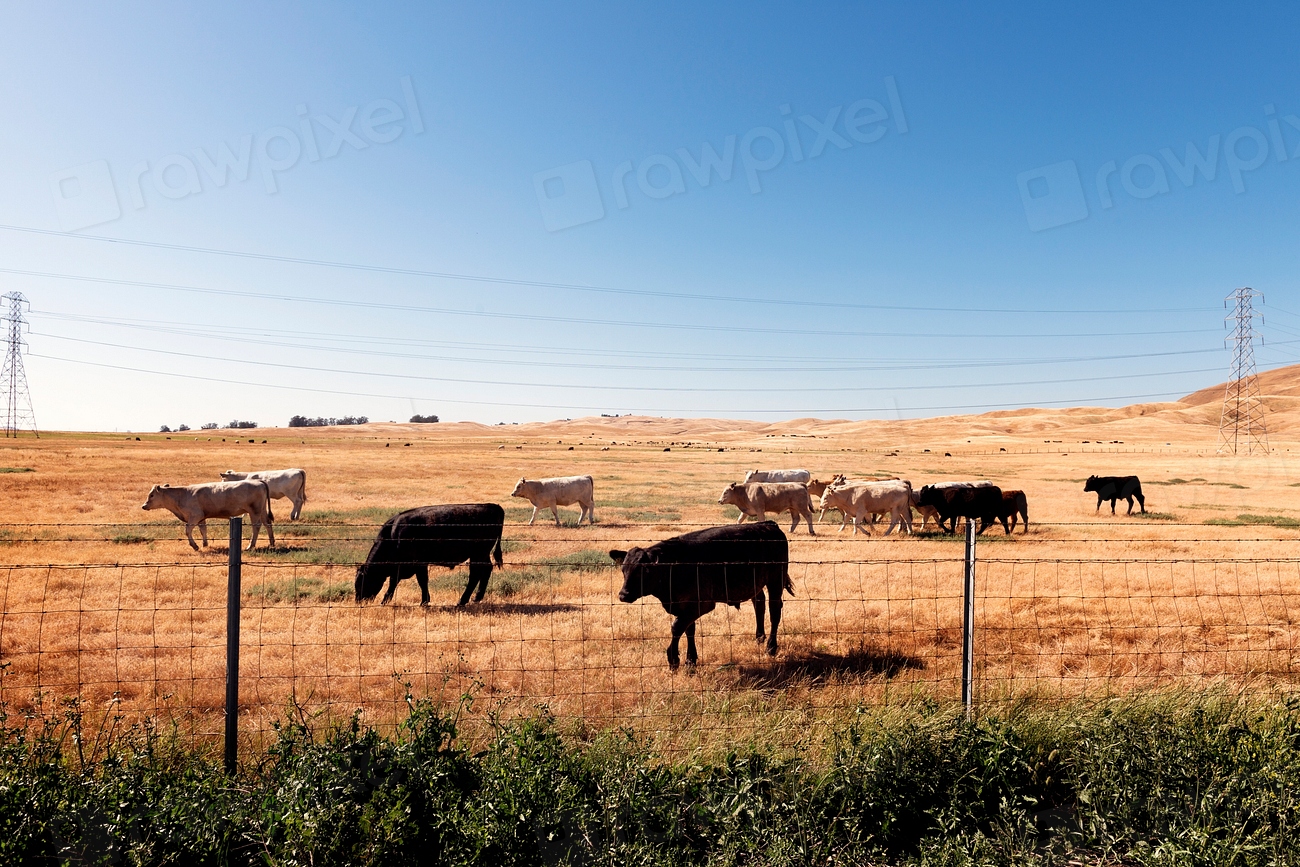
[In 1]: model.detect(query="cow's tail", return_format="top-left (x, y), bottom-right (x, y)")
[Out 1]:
top-left (493, 534), bottom-right (503, 568)
top-left (260, 480), bottom-right (274, 523)
top-left (783, 564), bottom-right (795, 596)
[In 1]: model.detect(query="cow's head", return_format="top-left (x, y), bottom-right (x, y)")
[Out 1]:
top-left (354, 562), bottom-right (386, 603)
top-left (916, 484), bottom-right (938, 507)
top-left (141, 484), bottom-right (169, 510)
top-left (718, 482), bottom-right (742, 505)
top-left (1083, 476), bottom-right (1099, 492)
top-left (510, 478), bottom-right (528, 498)
top-left (610, 547), bottom-right (655, 602)
top-left (219, 470), bottom-right (241, 481)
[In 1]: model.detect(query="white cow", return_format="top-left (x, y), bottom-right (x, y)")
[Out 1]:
top-left (511, 475), bottom-right (596, 525)
top-left (142, 480), bottom-right (275, 550)
top-left (818, 475), bottom-right (899, 522)
top-left (219, 468), bottom-right (307, 520)
top-left (820, 480), bottom-right (913, 535)
top-left (719, 482), bottom-right (816, 535)
top-left (743, 469), bottom-right (812, 484)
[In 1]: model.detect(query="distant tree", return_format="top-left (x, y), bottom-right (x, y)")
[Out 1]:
top-left (227, 420), bottom-right (258, 429)
top-left (409, 414), bottom-right (439, 423)
top-left (177, 424), bottom-right (190, 432)
top-left (289, 415), bottom-right (368, 427)
top-left (200, 423), bottom-right (219, 430)
top-left (159, 425), bottom-right (172, 433)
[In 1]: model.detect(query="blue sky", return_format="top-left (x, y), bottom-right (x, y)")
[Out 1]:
top-left (3, 3), bottom-right (1300, 431)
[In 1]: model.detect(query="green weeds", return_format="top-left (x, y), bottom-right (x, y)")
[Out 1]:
top-left (1204, 513), bottom-right (1300, 528)
top-left (2, 690), bottom-right (1299, 864)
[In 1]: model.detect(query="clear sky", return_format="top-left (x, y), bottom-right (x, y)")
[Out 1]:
top-left (4, 3), bottom-right (1300, 431)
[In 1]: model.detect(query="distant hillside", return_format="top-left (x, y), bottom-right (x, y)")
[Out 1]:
top-left (1181, 363), bottom-right (1300, 406)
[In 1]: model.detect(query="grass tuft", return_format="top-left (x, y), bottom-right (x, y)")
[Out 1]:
top-left (249, 576), bottom-right (353, 604)
top-left (1135, 511), bottom-right (1178, 521)
top-left (1205, 513), bottom-right (1300, 527)
top-left (0, 467), bottom-right (33, 473)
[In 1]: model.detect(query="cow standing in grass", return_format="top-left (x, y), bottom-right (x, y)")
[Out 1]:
top-left (142, 480), bottom-right (275, 551)
top-left (1084, 475), bottom-right (1146, 514)
top-left (510, 475), bottom-right (595, 525)
top-left (610, 521), bottom-right (792, 668)
top-left (994, 490), bottom-right (1029, 534)
top-left (719, 482), bottom-right (816, 535)
top-left (355, 504), bottom-right (505, 607)
top-left (916, 484), bottom-right (1005, 535)
top-left (219, 468), bottom-right (307, 520)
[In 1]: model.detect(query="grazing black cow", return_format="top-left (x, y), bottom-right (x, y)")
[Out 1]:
top-left (610, 521), bottom-right (792, 669)
top-left (1084, 475), bottom-right (1146, 514)
top-left (355, 504), bottom-right (504, 607)
top-left (995, 490), bottom-right (1029, 534)
top-left (916, 484), bottom-right (1005, 534)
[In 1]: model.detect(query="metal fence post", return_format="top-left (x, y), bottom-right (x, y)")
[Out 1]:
top-left (225, 517), bottom-right (242, 774)
top-left (962, 518), bottom-right (976, 718)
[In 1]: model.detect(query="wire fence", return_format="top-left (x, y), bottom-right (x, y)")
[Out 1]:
top-left (2, 518), bottom-right (1300, 757)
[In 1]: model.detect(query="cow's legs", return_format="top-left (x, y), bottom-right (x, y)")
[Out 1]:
top-left (667, 615), bottom-right (696, 669)
top-left (380, 574), bottom-right (400, 605)
top-left (1095, 494), bottom-right (1103, 512)
top-left (528, 506), bottom-right (539, 525)
top-left (184, 523), bottom-right (200, 551)
top-left (291, 496), bottom-right (303, 521)
top-left (247, 519), bottom-right (259, 550)
top-left (198, 519), bottom-right (209, 547)
top-left (1125, 495), bottom-right (1134, 515)
top-left (683, 621), bottom-right (699, 667)
top-left (551, 505), bottom-right (561, 526)
top-left (460, 561), bottom-right (492, 606)
top-left (1135, 492), bottom-right (1146, 513)
top-left (584, 500), bottom-right (595, 524)
top-left (766, 588), bottom-right (783, 656)
top-left (752, 591), bottom-right (767, 643)
top-left (414, 565), bottom-right (430, 606)
top-left (1110, 498), bottom-right (1118, 514)
top-left (803, 509), bottom-right (815, 535)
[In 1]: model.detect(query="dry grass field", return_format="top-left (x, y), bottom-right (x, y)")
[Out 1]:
top-left (5, 368), bottom-right (1300, 752)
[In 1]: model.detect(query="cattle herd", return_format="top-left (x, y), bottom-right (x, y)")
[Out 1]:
top-left (137, 465), bottom-right (1148, 669)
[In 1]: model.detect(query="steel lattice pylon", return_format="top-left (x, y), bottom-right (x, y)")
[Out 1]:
top-left (1217, 286), bottom-right (1267, 455)
top-left (2, 291), bottom-right (38, 438)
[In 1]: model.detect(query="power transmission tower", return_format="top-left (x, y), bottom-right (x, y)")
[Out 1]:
top-left (2, 291), bottom-right (38, 438)
top-left (1217, 286), bottom-right (1266, 455)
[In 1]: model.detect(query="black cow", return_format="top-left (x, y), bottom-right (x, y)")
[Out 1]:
top-left (610, 521), bottom-right (792, 669)
top-left (355, 504), bottom-right (504, 607)
top-left (1084, 475), bottom-right (1145, 514)
top-left (995, 490), bottom-right (1029, 534)
top-left (916, 484), bottom-right (1005, 534)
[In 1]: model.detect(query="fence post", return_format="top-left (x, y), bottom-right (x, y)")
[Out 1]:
top-left (962, 518), bottom-right (976, 718)
top-left (225, 517), bottom-right (242, 774)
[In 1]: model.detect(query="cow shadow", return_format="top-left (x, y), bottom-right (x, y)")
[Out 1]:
top-left (440, 601), bottom-right (581, 616)
top-left (727, 645), bottom-right (924, 690)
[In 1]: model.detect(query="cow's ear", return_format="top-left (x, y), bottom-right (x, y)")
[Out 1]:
top-left (608, 549), bottom-right (627, 564)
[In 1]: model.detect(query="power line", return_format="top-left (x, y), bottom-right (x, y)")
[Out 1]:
top-left (31, 352), bottom-right (1196, 415)
top-left (1218, 286), bottom-right (1268, 455)
top-left (2, 292), bottom-right (38, 438)
top-left (0, 268), bottom-right (1218, 340)
top-left (0, 225), bottom-right (1217, 315)
top-left (31, 308), bottom-right (1233, 370)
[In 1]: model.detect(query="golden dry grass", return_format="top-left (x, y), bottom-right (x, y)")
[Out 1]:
top-left (4, 387), bottom-right (1300, 751)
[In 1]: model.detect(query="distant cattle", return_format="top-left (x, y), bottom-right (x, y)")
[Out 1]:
top-left (1084, 475), bottom-right (1146, 514)
top-left (743, 469), bottom-right (811, 484)
top-left (142, 480), bottom-right (275, 550)
top-left (510, 475), bottom-right (595, 525)
top-left (719, 482), bottom-right (816, 535)
top-left (355, 504), bottom-right (505, 607)
top-left (610, 521), bottom-right (792, 668)
top-left (819, 479), bottom-right (913, 535)
top-left (219, 468), bottom-right (307, 520)
top-left (916, 484), bottom-right (1005, 535)
top-left (994, 490), bottom-right (1030, 534)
